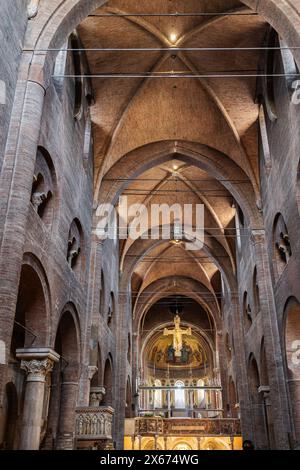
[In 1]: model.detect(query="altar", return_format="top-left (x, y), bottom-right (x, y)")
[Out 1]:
top-left (124, 417), bottom-right (243, 450)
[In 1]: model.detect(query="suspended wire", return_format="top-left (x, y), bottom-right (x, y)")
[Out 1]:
top-left (123, 291), bottom-right (236, 295)
top-left (26, 46), bottom-right (300, 52)
top-left (122, 188), bottom-right (242, 192)
top-left (52, 72), bottom-right (300, 79)
top-left (103, 178), bottom-right (250, 182)
top-left (88, 12), bottom-right (259, 18)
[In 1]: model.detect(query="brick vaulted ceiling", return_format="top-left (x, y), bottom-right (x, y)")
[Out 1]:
top-left (77, 0), bottom-right (268, 326)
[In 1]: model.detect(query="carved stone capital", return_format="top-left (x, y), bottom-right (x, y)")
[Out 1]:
top-left (28, 0), bottom-right (40, 19)
top-left (21, 358), bottom-right (55, 382)
top-left (16, 348), bottom-right (60, 382)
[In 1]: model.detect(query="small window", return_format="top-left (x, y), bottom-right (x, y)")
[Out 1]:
top-left (67, 218), bottom-right (83, 272)
top-left (31, 147), bottom-right (56, 228)
top-left (243, 292), bottom-right (252, 331)
top-left (154, 379), bottom-right (162, 409)
top-left (273, 213), bottom-right (292, 280)
top-left (174, 380), bottom-right (185, 409)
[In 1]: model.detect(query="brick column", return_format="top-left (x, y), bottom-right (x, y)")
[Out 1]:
top-left (230, 293), bottom-right (253, 439)
top-left (56, 374), bottom-right (79, 450)
top-left (251, 231), bottom-right (291, 449)
top-left (114, 291), bottom-right (131, 449)
top-left (16, 348), bottom-right (59, 450)
top-left (0, 76), bottom-right (45, 402)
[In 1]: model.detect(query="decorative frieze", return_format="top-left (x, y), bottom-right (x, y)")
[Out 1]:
top-left (75, 406), bottom-right (114, 440)
top-left (133, 417), bottom-right (241, 437)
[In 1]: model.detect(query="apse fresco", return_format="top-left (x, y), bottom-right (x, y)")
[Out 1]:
top-left (149, 335), bottom-right (207, 370)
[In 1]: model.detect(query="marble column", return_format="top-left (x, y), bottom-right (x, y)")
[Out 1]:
top-left (16, 348), bottom-right (60, 450)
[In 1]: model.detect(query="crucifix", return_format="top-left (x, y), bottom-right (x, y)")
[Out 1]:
top-left (164, 315), bottom-right (192, 357)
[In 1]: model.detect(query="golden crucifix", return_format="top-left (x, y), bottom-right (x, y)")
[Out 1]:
top-left (164, 315), bottom-right (192, 357)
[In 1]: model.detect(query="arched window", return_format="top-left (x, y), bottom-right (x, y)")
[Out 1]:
top-left (46, 307), bottom-right (80, 450)
top-left (174, 380), bottom-right (185, 409)
top-left (31, 147), bottom-right (56, 228)
top-left (225, 332), bottom-right (232, 362)
top-left (67, 218), bottom-right (83, 274)
top-left (197, 379), bottom-right (205, 407)
top-left (243, 292), bottom-right (252, 331)
top-left (248, 355), bottom-right (268, 449)
top-left (273, 213), bottom-right (292, 280)
top-left (154, 379), bottom-right (162, 409)
top-left (228, 378), bottom-right (238, 418)
top-left (103, 356), bottom-right (114, 407)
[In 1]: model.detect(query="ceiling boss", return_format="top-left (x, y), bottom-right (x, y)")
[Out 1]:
top-left (163, 315), bottom-right (192, 357)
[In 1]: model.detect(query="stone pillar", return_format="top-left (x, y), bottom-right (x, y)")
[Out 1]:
top-left (251, 231), bottom-right (291, 449)
top-left (230, 293), bottom-right (253, 439)
top-left (216, 330), bottom-right (228, 415)
top-left (0, 76), bottom-right (45, 404)
top-left (114, 291), bottom-right (131, 449)
top-left (56, 380), bottom-right (79, 450)
top-left (16, 348), bottom-right (59, 450)
top-left (164, 436), bottom-right (168, 450)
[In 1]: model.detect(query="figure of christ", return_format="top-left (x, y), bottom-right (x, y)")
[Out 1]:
top-left (163, 315), bottom-right (192, 357)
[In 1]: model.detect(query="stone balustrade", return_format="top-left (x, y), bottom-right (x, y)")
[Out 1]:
top-left (133, 417), bottom-right (241, 437)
